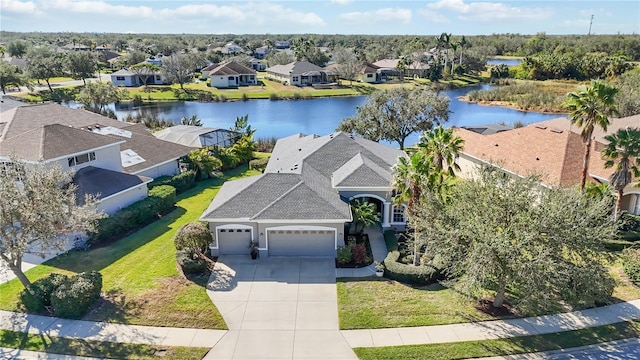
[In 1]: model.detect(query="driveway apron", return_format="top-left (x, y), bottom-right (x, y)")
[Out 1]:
top-left (206, 256), bottom-right (356, 360)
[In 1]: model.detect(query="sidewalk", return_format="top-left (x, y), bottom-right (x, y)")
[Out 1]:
top-left (341, 299), bottom-right (640, 348)
top-left (0, 347), bottom-right (102, 360)
top-left (477, 338), bottom-right (640, 359)
top-left (0, 310), bottom-right (225, 348)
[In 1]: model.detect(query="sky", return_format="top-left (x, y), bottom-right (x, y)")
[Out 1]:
top-left (1, 0), bottom-right (639, 35)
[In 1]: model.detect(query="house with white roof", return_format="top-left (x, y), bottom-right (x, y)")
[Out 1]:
top-left (201, 132), bottom-right (407, 257)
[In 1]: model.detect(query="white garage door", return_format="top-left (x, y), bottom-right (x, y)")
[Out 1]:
top-left (267, 229), bottom-right (336, 257)
top-left (218, 228), bottom-right (251, 255)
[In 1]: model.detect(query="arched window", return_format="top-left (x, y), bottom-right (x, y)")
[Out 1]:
top-left (392, 205), bottom-right (406, 223)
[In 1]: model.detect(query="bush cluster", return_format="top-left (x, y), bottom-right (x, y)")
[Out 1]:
top-left (383, 251), bottom-right (440, 285)
top-left (20, 271), bottom-right (102, 318)
top-left (174, 222), bottom-right (212, 275)
top-left (89, 185), bottom-right (176, 245)
top-left (148, 171), bottom-right (196, 194)
top-left (176, 249), bottom-right (209, 275)
top-left (623, 247), bottom-right (640, 286)
top-left (249, 157), bottom-right (269, 172)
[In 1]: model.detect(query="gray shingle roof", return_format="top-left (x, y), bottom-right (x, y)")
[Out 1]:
top-left (332, 153), bottom-right (391, 187)
top-left (73, 166), bottom-right (151, 205)
top-left (209, 61), bottom-right (256, 76)
top-left (266, 61), bottom-right (325, 76)
top-left (0, 104), bottom-right (192, 173)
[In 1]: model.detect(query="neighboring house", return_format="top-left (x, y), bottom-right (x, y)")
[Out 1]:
top-left (9, 58), bottom-right (27, 70)
top-left (200, 63), bottom-right (218, 79)
top-left (207, 61), bottom-right (257, 88)
top-left (266, 61), bottom-right (328, 86)
top-left (249, 58), bottom-right (266, 71)
top-left (146, 54), bottom-right (164, 66)
top-left (153, 125), bottom-right (239, 148)
top-left (275, 40), bottom-right (290, 49)
top-left (323, 63), bottom-right (340, 82)
top-left (454, 117), bottom-right (640, 214)
top-left (200, 132), bottom-right (407, 257)
top-left (212, 42), bottom-right (244, 55)
top-left (0, 103), bottom-right (192, 214)
top-left (254, 46), bottom-right (269, 59)
top-left (110, 68), bottom-right (164, 87)
top-left (360, 63), bottom-right (382, 83)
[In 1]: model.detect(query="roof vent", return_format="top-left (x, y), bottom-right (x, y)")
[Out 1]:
top-left (535, 126), bottom-right (547, 130)
top-left (494, 143), bottom-right (499, 147)
top-left (551, 129), bottom-right (563, 134)
top-left (299, 148), bottom-right (302, 151)
top-left (95, 124), bottom-right (101, 129)
top-left (536, 157), bottom-right (540, 161)
top-left (87, 126), bottom-right (92, 131)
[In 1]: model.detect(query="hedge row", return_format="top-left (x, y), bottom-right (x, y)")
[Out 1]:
top-left (383, 251), bottom-right (440, 285)
top-left (89, 185), bottom-right (177, 245)
top-left (20, 271), bottom-right (102, 319)
top-left (248, 157), bottom-right (269, 172)
top-left (623, 247), bottom-right (640, 286)
top-left (148, 170), bottom-right (196, 194)
top-left (383, 229), bottom-right (399, 251)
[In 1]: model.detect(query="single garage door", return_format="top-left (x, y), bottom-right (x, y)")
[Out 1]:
top-left (267, 229), bottom-right (336, 257)
top-left (217, 228), bottom-right (251, 255)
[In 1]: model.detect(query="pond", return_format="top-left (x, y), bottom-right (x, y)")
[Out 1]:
top-left (93, 84), bottom-right (563, 147)
top-left (487, 58), bottom-right (523, 67)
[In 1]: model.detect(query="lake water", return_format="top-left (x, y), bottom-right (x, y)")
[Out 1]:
top-left (99, 84), bottom-right (562, 147)
top-left (487, 58), bottom-right (523, 67)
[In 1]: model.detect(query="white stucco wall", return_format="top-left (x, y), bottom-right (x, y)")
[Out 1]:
top-left (210, 75), bottom-right (234, 88)
top-left (111, 74), bottom-right (136, 87)
top-left (97, 183), bottom-right (149, 215)
top-left (55, 144), bottom-right (123, 173)
top-left (133, 160), bottom-right (180, 179)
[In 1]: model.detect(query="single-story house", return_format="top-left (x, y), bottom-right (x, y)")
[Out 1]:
top-left (201, 132), bottom-right (407, 257)
top-left (207, 61), bottom-right (257, 88)
top-left (200, 63), bottom-right (218, 79)
top-left (153, 125), bottom-right (240, 148)
top-left (454, 116), bottom-right (640, 214)
top-left (360, 63), bottom-right (382, 83)
top-left (372, 59), bottom-right (429, 78)
top-left (110, 68), bottom-right (165, 87)
top-left (0, 103), bottom-right (192, 213)
top-left (266, 61), bottom-right (328, 86)
top-left (254, 46), bottom-right (269, 59)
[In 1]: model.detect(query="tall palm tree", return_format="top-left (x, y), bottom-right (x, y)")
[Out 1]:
top-left (419, 126), bottom-right (465, 176)
top-left (602, 128), bottom-right (640, 218)
top-left (450, 42), bottom-right (458, 75)
top-left (564, 80), bottom-right (619, 191)
top-left (458, 36), bottom-right (468, 66)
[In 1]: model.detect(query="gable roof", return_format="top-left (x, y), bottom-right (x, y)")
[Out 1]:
top-left (455, 124), bottom-right (602, 187)
top-left (266, 61), bottom-right (324, 76)
top-left (73, 166), bottom-right (151, 205)
top-left (0, 103), bottom-right (191, 173)
top-left (201, 132), bottom-right (405, 222)
top-left (209, 61), bottom-right (256, 76)
top-left (0, 124), bottom-right (124, 162)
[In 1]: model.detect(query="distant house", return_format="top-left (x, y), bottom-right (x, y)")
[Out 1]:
top-left (0, 104), bottom-right (192, 213)
top-left (110, 68), bottom-right (164, 87)
top-left (249, 58), bottom-right (266, 71)
top-left (254, 46), bottom-right (269, 60)
top-left (207, 61), bottom-right (257, 88)
top-left (153, 125), bottom-right (240, 148)
top-left (200, 63), bottom-right (218, 79)
top-left (360, 63), bottom-right (381, 83)
top-left (266, 61), bottom-right (328, 86)
top-left (212, 42), bottom-right (244, 55)
top-left (9, 58), bottom-right (27, 70)
top-left (275, 40), bottom-right (290, 49)
top-left (372, 59), bottom-right (429, 78)
top-left (146, 54), bottom-right (164, 66)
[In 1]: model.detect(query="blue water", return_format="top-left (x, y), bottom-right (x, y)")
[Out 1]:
top-left (487, 58), bottom-right (523, 67)
top-left (106, 84), bottom-right (562, 147)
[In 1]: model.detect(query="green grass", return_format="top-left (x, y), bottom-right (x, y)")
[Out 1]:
top-left (0, 165), bottom-right (260, 329)
top-left (337, 279), bottom-right (496, 329)
top-left (354, 321), bottom-right (640, 360)
top-left (0, 329), bottom-right (209, 359)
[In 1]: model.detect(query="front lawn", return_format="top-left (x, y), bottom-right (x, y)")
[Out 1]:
top-left (0, 330), bottom-right (209, 359)
top-left (337, 279), bottom-right (496, 329)
top-left (354, 321), bottom-right (640, 360)
top-left (0, 165), bottom-right (260, 329)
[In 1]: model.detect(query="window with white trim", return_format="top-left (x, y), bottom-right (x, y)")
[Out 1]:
top-left (67, 151), bottom-right (96, 167)
top-left (392, 205), bottom-right (406, 223)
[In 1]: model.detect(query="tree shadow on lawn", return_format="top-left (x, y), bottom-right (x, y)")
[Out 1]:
top-left (44, 206), bottom-right (187, 274)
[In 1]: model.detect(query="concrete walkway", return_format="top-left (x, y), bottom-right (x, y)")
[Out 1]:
top-left (341, 299), bottom-right (640, 348)
top-left (0, 310), bottom-right (225, 348)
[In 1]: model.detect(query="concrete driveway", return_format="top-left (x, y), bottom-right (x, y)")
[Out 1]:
top-left (206, 256), bottom-right (356, 360)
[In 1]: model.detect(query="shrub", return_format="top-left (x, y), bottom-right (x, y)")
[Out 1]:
top-left (20, 273), bottom-right (69, 313)
top-left (174, 222), bottom-right (211, 254)
top-left (383, 251), bottom-right (440, 285)
top-left (149, 171), bottom-right (196, 194)
top-left (51, 271), bottom-right (102, 319)
top-left (176, 249), bottom-right (209, 275)
top-left (337, 245), bottom-right (353, 265)
top-left (619, 213), bottom-right (640, 233)
top-left (249, 157), bottom-right (270, 172)
top-left (89, 185), bottom-right (177, 245)
top-left (623, 247), bottom-right (640, 286)
top-left (269, 93), bottom-right (279, 100)
top-left (383, 230), bottom-right (399, 252)
top-left (604, 239), bottom-right (635, 251)
top-left (132, 94), bottom-right (144, 106)
top-left (352, 243), bottom-right (367, 265)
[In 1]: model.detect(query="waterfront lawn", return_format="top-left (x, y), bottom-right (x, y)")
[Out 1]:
top-left (0, 165), bottom-right (260, 329)
top-left (354, 321), bottom-right (640, 360)
top-left (0, 330), bottom-right (209, 360)
top-left (337, 279), bottom-right (496, 330)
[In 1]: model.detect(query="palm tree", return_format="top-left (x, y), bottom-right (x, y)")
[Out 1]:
top-left (350, 199), bottom-right (380, 234)
top-left (458, 36), bottom-right (468, 66)
top-left (602, 128), bottom-right (640, 218)
top-left (449, 42), bottom-right (458, 75)
top-left (564, 80), bottom-right (619, 191)
top-left (418, 126), bottom-right (465, 176)
top-left (180, 115), bottom-right (203, 126)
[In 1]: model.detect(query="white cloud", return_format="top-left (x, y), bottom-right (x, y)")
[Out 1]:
top-left (338, 8), bottom-right (412, 24)
top-left (426, 0), bottom-right (552, 22)
top-left (1, 0), bottom-right (39, 14)
top-left (418, 9), bottom-right (450, 24)
top-left (44, 0), bottom-right (153, 18)
top-left (330, 0), bottom-right (352, 5)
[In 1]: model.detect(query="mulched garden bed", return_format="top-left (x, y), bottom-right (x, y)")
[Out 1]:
top-left (336, 233), bottom-right (374, 268)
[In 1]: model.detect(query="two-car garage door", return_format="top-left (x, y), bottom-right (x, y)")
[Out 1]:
top-left (267, 229), bottom-right (336, 257)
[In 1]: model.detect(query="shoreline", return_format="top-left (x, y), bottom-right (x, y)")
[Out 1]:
top-left (457, 95), bottom-right (567, 115)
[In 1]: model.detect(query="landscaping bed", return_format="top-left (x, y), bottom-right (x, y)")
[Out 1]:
top-left (0, 165), bottom-right (260, 329)
top-left (336, 233), bottom-right (374, 268)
